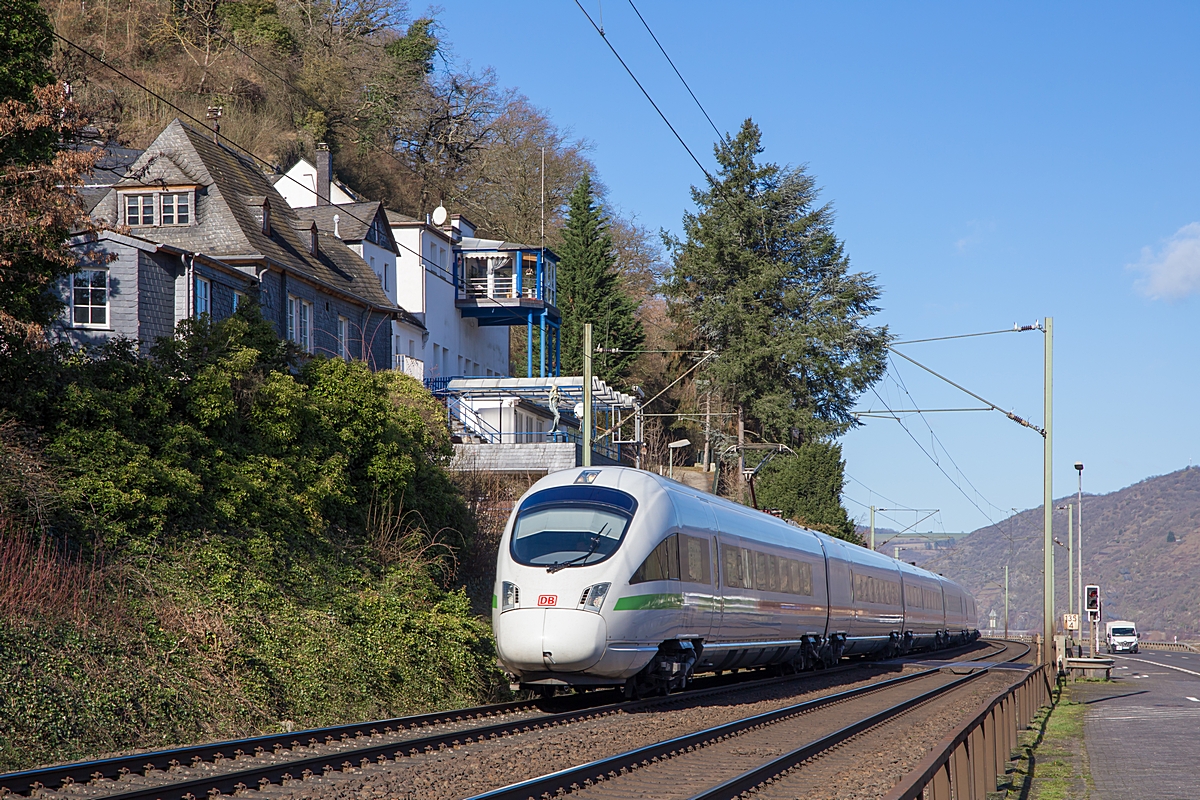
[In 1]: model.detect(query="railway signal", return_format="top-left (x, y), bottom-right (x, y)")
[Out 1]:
top-left (1085, 584), bottom-right (1100, 621)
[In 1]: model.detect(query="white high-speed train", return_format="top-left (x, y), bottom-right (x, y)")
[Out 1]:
top-left (493, 467), bottom-right (978, 696)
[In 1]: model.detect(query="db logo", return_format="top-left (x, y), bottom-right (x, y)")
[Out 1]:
top-left (537, 595), bottom-right (557, 607)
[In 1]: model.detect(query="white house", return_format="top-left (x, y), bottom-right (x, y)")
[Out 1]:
top-left (388, 211), bottom-right (509, 380)
top-left (271, 144), bottom-right (358, 208)
top-left (275, 151), bottom-right (511, 380)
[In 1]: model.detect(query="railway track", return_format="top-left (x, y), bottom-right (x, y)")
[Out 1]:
top-left (1, 639), bottom-right (1018, 800)
top-left (469, 639), bottom-right (1029, 800)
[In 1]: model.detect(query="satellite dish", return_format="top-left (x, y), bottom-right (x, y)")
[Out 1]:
top-left (431, 206), bottom-right (448, 226)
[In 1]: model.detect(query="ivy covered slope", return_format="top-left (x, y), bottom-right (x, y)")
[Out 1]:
top-left (0, 309), bottom-right (502, 772)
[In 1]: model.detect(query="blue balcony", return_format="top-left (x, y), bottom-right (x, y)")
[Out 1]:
top-left (454, 237), bottom-right (560, 377)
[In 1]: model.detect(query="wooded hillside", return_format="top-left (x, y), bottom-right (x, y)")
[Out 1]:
top-left (926, 467), bottom-right (1200, 639)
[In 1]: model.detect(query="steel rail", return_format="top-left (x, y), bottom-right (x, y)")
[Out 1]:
top-left (0, 699), bottom-right (541, 796)
top-left (0, 640), bottom-right (1002, 799)
top-left (684, 670), bottom-right (988, 800)
top-left (0, 659), bottom-right (875, 799)
top-left (466, 666), bottom-right (962, 800)
top-left (467, 639), bottom-right (1022, 800)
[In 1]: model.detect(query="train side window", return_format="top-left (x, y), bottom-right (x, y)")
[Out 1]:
top-left (679, 533), bottom-right (710, 584)
top-left (793, 560), bottom-right (813, 596)
top-left (630, 533), bottom-right (681, 584)
top-left (721, 543), bottom-right (742, 588)
top-left (742, 548), bottom-right (757, 589)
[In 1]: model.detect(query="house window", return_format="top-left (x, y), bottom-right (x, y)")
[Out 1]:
top-left (232, 291), bottom-right (246, 312)
top-left (162, 193), bottom-right (190, 225)
top-left (125, 194), bottom-right (155, 226)
top-left (337, 316), bottom-right (348, 359)
top-left (71, 269), bottom-right (108, 327)
top-left (195, 277), bottom-right (211, 316)
top-left (287, 295), bottom-right (313, 352)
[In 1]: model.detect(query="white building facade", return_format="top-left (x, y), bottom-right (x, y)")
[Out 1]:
top-left (276, 150), bottom-right (510, 380)
top-left (388, 213), bottom-right (509, 380)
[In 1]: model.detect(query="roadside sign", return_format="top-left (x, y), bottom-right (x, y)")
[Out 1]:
top-left (1064, 613), bottom-right (1080, 631)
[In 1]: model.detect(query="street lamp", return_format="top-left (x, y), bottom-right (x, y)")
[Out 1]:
top-left (1080, 462), bottom-right (1089, 652)
top-left (1055, 503), bottom-right (1074, 616)
top-left (1075, 461), bottom-right (1087, 653)
top-left (668, 439), bottom-right (691, 480)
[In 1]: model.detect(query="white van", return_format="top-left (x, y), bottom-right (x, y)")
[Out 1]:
top-left (1105, 620), bottom-right (1139, 654)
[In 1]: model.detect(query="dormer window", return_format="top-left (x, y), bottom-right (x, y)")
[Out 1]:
top-left (123, 190), bottom-right (193, 227)
top-left (125, 194), bottom-right (155, 226)
top-left (162, 193), bottom-right (190, 224)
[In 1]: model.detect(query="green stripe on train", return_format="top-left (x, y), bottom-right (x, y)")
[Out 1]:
top-left (613, 593), bottom-right (685, 610)
top-left (492, 594), bottom-right (498, 608)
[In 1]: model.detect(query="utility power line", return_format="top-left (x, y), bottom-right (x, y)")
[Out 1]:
top-left (869, 384), bottom-right (999, 528)
top-left (572, 0), bottom-right (713, 181)
top-left (886, 361), bottom-right (1008, 520)
top-left (625, 0), bottom-right (723, 141)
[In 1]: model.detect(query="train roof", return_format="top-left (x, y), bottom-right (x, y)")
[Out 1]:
top-left (523, 467), bottom-right (961, 589)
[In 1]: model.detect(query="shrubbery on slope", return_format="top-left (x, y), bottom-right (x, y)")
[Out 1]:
top-left (0, 308), bottom-right (502, 772)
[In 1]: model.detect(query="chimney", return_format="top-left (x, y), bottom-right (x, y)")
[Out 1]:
top-left (261, 198), bottom-right (271, 236)
top-left (309, 221), bottom-right (319, 256)
top-left (315, 142), bottom-right (331, 206)
top-left (333, 213), bottom-right (341, 239)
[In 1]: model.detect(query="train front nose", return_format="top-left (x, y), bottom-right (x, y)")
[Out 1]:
top-left (495, 609), bottom-right (607, 673)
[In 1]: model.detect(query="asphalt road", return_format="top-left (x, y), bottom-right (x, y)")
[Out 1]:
top-left (1074, 650), bottom-right (1200, 799)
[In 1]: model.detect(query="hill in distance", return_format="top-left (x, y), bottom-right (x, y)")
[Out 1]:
top-left (923, 467), bottom-right (1200, 640)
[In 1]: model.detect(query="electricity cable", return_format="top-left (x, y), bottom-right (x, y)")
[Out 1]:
top-left (625, 0), bottom-right (722, 140)
top-left (886, 357), bottom-right (1009, 520)
top-left (869, 384), bottom-right (999, 528)
top-left (572, 0), bottom-right (713, 181)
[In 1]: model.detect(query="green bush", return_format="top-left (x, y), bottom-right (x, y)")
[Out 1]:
top-left (0, 308), bottom-right (502, 771)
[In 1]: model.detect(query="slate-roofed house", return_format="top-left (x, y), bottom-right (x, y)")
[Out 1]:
top-left (293, 200), bottom-right (426, 378)
top-left (60, 119), bottom-right (422, 369)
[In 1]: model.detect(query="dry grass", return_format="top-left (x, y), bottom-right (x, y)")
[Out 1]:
top-left (0, 522), bottom-right (123, 629)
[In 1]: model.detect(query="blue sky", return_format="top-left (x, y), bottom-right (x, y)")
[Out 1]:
top-left (440, 2), bottom-right (1200, 533)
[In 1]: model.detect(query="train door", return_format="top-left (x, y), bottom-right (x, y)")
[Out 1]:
top-left (669, 491), bottom-right (719, 643)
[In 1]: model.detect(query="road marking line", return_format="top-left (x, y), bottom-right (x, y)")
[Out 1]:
top-left (1112, 654), bottom-right (1200, 678)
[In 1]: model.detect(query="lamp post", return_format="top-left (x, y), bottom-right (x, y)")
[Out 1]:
top-left (668, 439), bottom-right (691, 480)
top-left (1055, 503), bottom-right (1074, 616)
top-left (1075, 461), bottom-right (1085, 653)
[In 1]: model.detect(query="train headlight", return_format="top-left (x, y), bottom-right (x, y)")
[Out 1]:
top-left (502, 581), bottom-right (520, 612)
top-left (580, 582), bottom-right (611, 613)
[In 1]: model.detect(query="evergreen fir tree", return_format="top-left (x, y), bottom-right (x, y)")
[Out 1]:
top-left (666, 120), bottom-right (889, 442)
top-left (754, 442), bottom-right (860, 544)
top-left (557, 173), bottom-right (644, 386)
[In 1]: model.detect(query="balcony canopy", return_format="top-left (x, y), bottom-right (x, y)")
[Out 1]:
top-left (435, 376), bottom-right (640, 412)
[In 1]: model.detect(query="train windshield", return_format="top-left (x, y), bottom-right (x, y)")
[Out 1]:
top-left (510, 486), bottom-right (637, 569)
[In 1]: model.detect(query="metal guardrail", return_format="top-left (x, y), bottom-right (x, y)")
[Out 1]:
top-left (882, 663), bottom-right (1054, 800)
top-left (1139, 641), bottom-right (1200, 653)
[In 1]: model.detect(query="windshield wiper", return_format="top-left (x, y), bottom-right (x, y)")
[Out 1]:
top-left (547, 524), bottom-right (608, 573)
